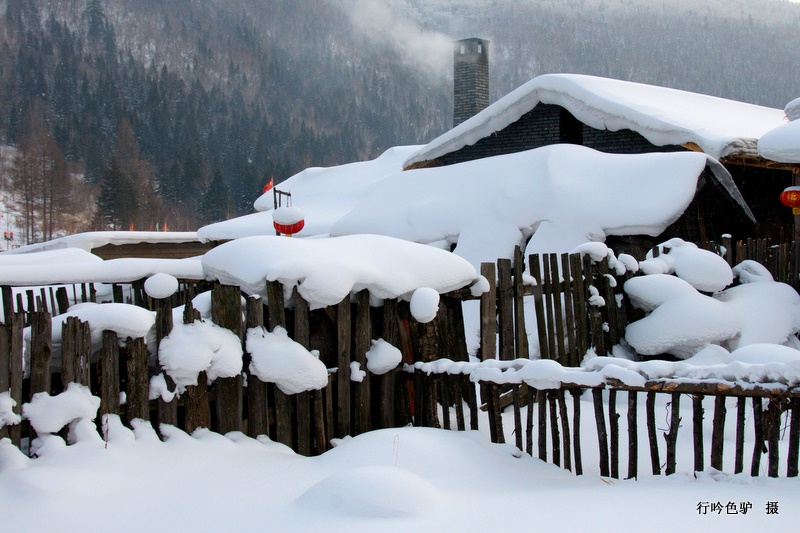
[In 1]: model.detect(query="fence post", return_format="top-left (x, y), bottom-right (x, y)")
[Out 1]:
top-left (529, 255), bottom-right (550, 360)
top-left (29, 311), bottom-right (53, 398)
top-left (246, 295), bottom-right (268, 439)
top-left (154, 295), bottom-right (177, 429)
top-left (664, 392), bottom-right (681, 475)
top-left (354, 289), bottom-right (371, 435)
top-left (100, 330), bottom-right (120, 420)
top-left (336, 295), bottom-right (351, 438)
top-left (293, 287), bottom-right (312, 455)
top-left (125, 336), bottom-right (150, 423)
top-left (497, 259), bottom-right (514, 361)
top-left (211, 283), bottom-right (244, 435)
top-left (182, 295), bottom-right (210, 434)
top-left (512, 246), bottom-right (529, 359)
top-left (265, 280), bottom-right (291, 446)
top-left (379, 298), bottom-right (400, 430)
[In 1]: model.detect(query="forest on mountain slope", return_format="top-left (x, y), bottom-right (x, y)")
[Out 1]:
top-left (1, 0), bottom-right (799, 244)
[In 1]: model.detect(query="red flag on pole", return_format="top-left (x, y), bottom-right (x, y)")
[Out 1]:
top-left (263, 178), bottom-right (274, 193)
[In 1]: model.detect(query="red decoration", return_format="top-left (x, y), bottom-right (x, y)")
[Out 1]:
top-left (263, 178), bottom-right (274, 193)
top-left (273, 219), bottom-right (305, 235)
top-left (272, 206), bottom-right (305, 236)
top-left (780, 187), bottom-right (800, 214)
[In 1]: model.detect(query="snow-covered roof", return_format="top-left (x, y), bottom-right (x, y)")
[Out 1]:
top-left (200, 143), bottom-right (751, 269)
top-left (752, 97), bottom-right (800, 164)
top-left (5, 231), bottom-right (200, 255)
top-left (404, 73), bottom-right (788, 168)
top-left (0, 254), bottom-right (204, 286)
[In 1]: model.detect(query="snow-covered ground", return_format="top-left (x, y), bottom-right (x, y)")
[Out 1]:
top-left (1, 397), bottom-right (797, 532)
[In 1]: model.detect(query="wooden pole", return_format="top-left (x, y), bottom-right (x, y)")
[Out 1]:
top-left (497, 258), bottom-right (514, 361)
top-left (734, 397), bottom-right (746, 474)
top-left (353, 290), bottom-right (371, 435)
top-left (529, 255), bottom-right (550, 360)
top-left (512, 246), bottom-right (529, 359)
top-left (592, 388), bottom-right (610, 477)
top-left (211, 283), bottom-right (244, 434)
top-left (692, 394), bottom-right (704, 473)
top-left (557, 389), bottom-right (572, 472)
top-left (265, 280), bottom-right (291, 446)
top-left (155, 296), bottom-right (177, 429)
top-left (627, 390), bottom-right (638, 480)
top-left (293, 288), bottom-right (312, 456)
top-left (609, 389), bottom-right (619, 478)
top-left (751, 397), bottom-right (765, 476)
top-left (100, 330), bottom-right (120, 419)
top-left (336, 296), bottom-right (351, 437)
top-left (572, 388), bottom-right (583, 475)
top-left (8, 314), bottom-right (23, 446)
top-left (646, 392), bottom-right (661, 475)
top-left (548, 391), bottom-right (560, 467)
top-left (710, 395), bottom-right (726, 471)
top-left (29, 311), bottom-right (53, 397)
top-left (788, 398), bottom-right (799, 477)
top-left (664, 393), bottom-right (681, 475)
top-left (183, 296), bottom-right (210, 433)
top-left (125, 336), bottom-right (150, 423)
top-left (245, 296), bottom-right (268, 438)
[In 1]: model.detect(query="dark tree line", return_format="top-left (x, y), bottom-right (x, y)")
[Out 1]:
top-left (0, 0), bottom-right (449, 238)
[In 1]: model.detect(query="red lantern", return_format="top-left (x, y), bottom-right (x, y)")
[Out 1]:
top-left (272, 206), bottom-right (305, 236)
top-left (780, 186), bottom-right (800, 214)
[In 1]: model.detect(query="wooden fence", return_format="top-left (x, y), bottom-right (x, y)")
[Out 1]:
top-left (417, 372), bottom-right (800, 479)
top-left (1, 237), bottom-right (799, 479)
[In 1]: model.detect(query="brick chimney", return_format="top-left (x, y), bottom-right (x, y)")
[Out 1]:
top-left (453, 38), bottom-right (489, 127)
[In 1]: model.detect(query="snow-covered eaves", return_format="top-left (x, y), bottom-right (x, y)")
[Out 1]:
top-left (5, 231), bottom-right (201, 255)
top-left (404, 74), bottom-right (787, 168)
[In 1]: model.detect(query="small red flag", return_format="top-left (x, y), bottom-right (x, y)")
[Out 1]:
top-left (263, 178), bottom-right (274, 193)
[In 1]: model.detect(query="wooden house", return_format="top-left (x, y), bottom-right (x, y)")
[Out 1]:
top-left (406, 61), bottom-right (799, 248)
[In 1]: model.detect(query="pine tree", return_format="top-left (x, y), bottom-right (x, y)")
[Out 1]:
top-left (93, 158), bottom-right (135, 230)
top-left (200, 169), bottom-right (232, 225)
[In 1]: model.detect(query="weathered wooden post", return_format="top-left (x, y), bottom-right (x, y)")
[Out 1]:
top-left (100, 330), bottom-right (120, 418)
top-left (497, 258), bottom-right (514, 361)
top-left (265, 280), bottom-right (292, 447)
top-left (153, 290), bottom-right (177, 428)
top-left (125, 336), bottom-right (150, 423)
top-left (479, 262), bottom-right (503, 442)
top-left (336, 295), bottom-right (351, 437)
top-left (592, 388), bottom-right (610, 477)
top-left (529, 255), bottom-right (549, 360)
top-left (29, 311), bottom-right (53, 398)
top-left (293, 288), bottom-right (312, 455)
top-left (0, 312), bottom-right (24, 447)
top-left (627, 390), bottom-right (638, 480)
top-left (646, 391), bottom-right (661, 475)
top-left (182, 296), bottom-right (210, 433)
top-left (245, 295), bottom-right (269, 439)
top-left (379, 298), bottom-right (400, 429)
top-left (513, 246), bottom-right (529, 359)
top-left (664, 392), bottom-right (681, 475)
top-left (212, 283), bottom-right (244, 434)
top-left (353, 290), bottom-right (371, 435)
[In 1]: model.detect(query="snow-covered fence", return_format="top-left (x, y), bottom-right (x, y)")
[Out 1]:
top-left (1, 276), bottom-right (470, 456)
top-left (409, 358), bottom-right (800, 479)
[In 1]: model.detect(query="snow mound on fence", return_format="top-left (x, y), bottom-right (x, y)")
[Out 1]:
top-left (158, 320), bottom-right (243, 393)
top-left (246, 326), bottom-right (328, 394)
top-left (624, 249), bottom-right (800, 358)
top-left (202, 234), bottom-right (477, 309)
top-left (22, 383), bottom-right (99, 435)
